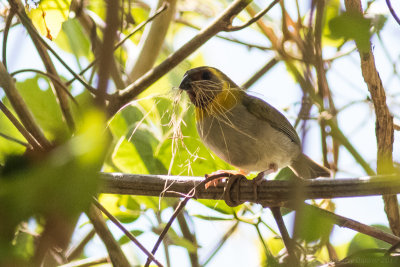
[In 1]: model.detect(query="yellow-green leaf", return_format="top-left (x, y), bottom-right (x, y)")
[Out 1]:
top-left (27, 0), bottom-right (71, 40)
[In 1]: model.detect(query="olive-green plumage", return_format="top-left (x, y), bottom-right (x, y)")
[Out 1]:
top-left (179, 66), bottom-right (330, 179)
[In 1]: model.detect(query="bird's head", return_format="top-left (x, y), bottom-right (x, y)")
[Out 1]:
top-left (179, 66), bottom-right (239, 109)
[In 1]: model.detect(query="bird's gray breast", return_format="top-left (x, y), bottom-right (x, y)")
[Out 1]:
top-left (196, 104), bottom-right (300, 172)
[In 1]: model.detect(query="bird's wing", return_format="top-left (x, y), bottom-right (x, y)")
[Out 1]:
top-left (242, 94), bottom-right (301, 145)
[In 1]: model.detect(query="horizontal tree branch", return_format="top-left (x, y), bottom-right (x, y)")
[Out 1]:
top-left (101, 173), bottom-right (400, 246)
top-left (101, 173), bottom-right (400, 205)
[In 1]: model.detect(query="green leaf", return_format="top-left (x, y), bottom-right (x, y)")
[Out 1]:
top-left (55, 18), bottom-right (91, 59)
top-left (114, 211), bottom-right (141, 224)
top-left (274, 167), bottom-right (297, 181)
top-left (347, 224), bottom-right (391, 256)
top-left (267, 236), bottom-right (284, 256)
top-left (322, 0), bottom-right (342, 47)
top-left (10, 77), bottom-right (70, 140)
top-left (98, 195), bottom-right (141, 224)
top-left (111, 102), bottom-right (168, 175)
top-left (112, 127), bottom-right (167, 175)
top-left (0, 111), bottom-right (26, 164)
top-left (27, 0), bottom-right (71, 40)
top-left (120, 105), bottom-right (144, 127)
top-left (196, 199), bottom-right (241, 215)
top-left (295, 205), bottom-right (334, 242)
top-left (329, 11), bottom-right (372, 52)
top-left (112, 137), bottom-right (150, 174)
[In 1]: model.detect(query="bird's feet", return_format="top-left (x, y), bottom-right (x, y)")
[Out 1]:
top-left (252, 163), bottom-right (278, 200)
top-left (204, 169), bottom-right (249, 189)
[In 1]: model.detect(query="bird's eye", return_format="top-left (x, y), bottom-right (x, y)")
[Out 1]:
top-left (201, 71), bottom-right (211, 80)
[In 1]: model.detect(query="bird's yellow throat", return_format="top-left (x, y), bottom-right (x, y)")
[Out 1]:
top-left (195, 87), bottom-right (243, 122)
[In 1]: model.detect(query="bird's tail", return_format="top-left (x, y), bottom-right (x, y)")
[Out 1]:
top-left (290, 154), bottom-right (330, 179)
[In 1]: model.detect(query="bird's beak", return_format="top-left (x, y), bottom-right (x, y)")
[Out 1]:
top-left (179, 73), bottom-right (191, 91)
top-left (179, 73), bottom-right (197, 104)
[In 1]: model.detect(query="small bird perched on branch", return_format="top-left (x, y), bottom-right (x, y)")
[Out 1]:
top-left (179, 66), bottom-right (330, 184)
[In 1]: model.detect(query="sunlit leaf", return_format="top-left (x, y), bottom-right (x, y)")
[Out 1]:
top-left (322, 0), bottom-right (343, 47)
top-left (8, 77), bottom-right (70, 140)
top-left (266, 236), bottom-right (284, 256)
top-left (98, 195), bottom-right (141, 224)
top-left (55, 18), bottom-right (91, 59)
top-left (0, 111), bottom-right (26, 164)
top-left (329, 11), bottom-right (372, 52)
top-left (27, 0), bottom-right (71, 40)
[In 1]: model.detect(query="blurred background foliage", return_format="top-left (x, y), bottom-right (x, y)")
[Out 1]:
top-left (0, 0), bottom-right (400, 266)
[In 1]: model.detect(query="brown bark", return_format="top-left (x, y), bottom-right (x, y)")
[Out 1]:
top-left (344, 0), bottom-right (399, 236)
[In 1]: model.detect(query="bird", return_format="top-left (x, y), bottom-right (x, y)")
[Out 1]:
top-left (179, 66), bottom-right (330, 184)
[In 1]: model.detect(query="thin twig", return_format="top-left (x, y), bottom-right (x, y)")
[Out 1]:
top-left (86, 204), bottom-right (131, 267)
top-left (59, 256), bottom-right (109, 267)
top-left (144, 192), bottom-right (192, 267)
top-left (0, 100), bottom-right (40, 150)
top-left (69, 0), bottom-right (125, 89)
top-left (2, 7), bottom-right (15, 70)
top-left (66, 229), bottom-right (96, 261)
top-left (0, 131), bottom-right (29, 147)
top-left (11, 0), bottom-right (76, 131)
top-left (11, 69), bottom-right (79, 107)
top-left (245, 5), bottom-right (280, 51)
top-left (0, 21), bottom-right (19, 33)
top-left (175, 18), bottom-right (271, 50)
top-left (270, 207), bottom-right (298, 265)
top-left (66, 1), bottom-right (169, 86)
top-left (242, 57), bottom-right (278, 89)
top-left (91, 198), bottom-right (163, 267)
top-left (313, 0), bottom-right (338, 171)
top-left (154, 206), bottom-right (172, 267)
top-left (144, 174), bottom-right (224, 267)
top-left (201, 221), bottom-right (239, 266)
top-left (0, 61), bottom-right (51, 149)
top-left (254, 223), bottom-right (274, 262)
top-left (290, 203), bottom-right (400, 245)
top-left (176, 211), bottom-right (199, 267)
top-left (386, 0), bottom-right (400, 26)
top-left (95, 0), bottom-right (120, 107)
top-left (226, 0), bottom-right (280, 32)
top-left (12, 3), bottom-right (99, 96)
